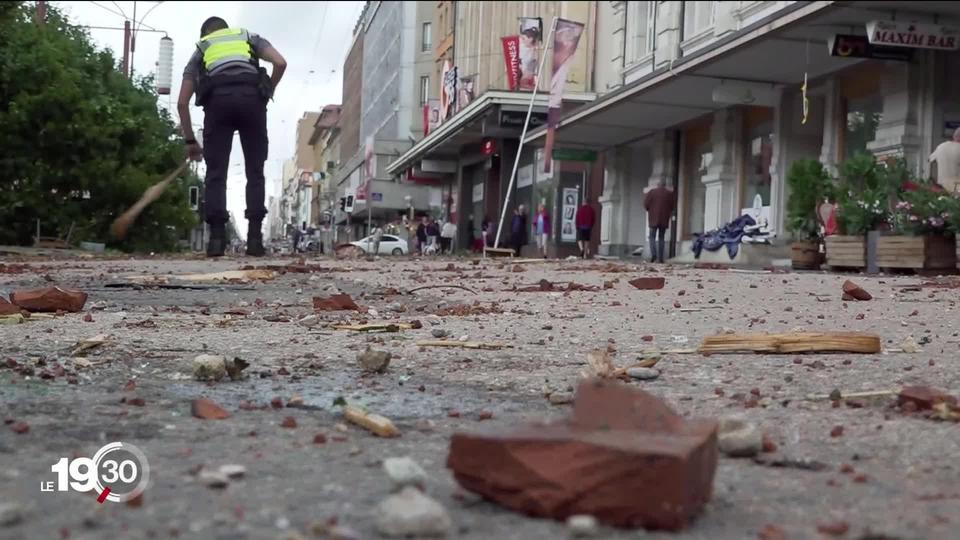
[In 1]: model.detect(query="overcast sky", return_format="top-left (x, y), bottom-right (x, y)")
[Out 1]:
top-left (55, 1), bottom-right (363, 236)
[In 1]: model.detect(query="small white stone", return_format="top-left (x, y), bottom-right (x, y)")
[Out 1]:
top-left (198, 470), bottom-right (229, 488)
top-left (458, 335), bottom-right (470, 342)
top-left (0, 502), bottom-right (23, 527)
top-left (717, 415), bottom-right (763, 458)
top-left (431, 328), bottom-right (449, 339)
top-left (626, 367), bottom-right (660, 380)
top-left (192, 354), bottom-right (226, 381)
top-left (298, 315), bottom-right (320, 328)
top-left (382, 457), bottom-right (427, 491)
top-left (548, 391), bottom-right (575, 405)
top-left (368, 308), bottom-right (379, 317)
top-left (566, 514), bottom-right (598, 537)
top-left (426, 315), bottom-right (443, 326)
top-left (375, 487), bottom-right (452, 538)
top-left (218, 464), bottom-right (246, 479)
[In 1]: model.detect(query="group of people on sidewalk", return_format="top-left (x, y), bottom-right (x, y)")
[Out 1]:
top-left (463, 181), bottom-right (674, 261)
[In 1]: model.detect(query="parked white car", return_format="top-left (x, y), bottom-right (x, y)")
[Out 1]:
top-left (350, 234), bottom-right (409, 255)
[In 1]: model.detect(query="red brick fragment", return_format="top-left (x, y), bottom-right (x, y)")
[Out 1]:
top-left (628, 277), bottom-right (665, 290)
top-left (757, 524), bottom-right (787, 540)
top-left (830, 425), bottom-right (844, 438)
top-left (816, 521), bottom-right (850, 536)
top-left (280, 416), bottom-right (297, 428)
top-left (10, 287), bottom-right (88, 312)
top-left (446, 379), bottom-right (718, 530)
top-left (898, 385), bottom-right (957, 411)
top-left (191, 398), bottom-right (230, 420)
top-left (841, 280), bottom-right (871, 301)
top-left (9, 421), bottom-right (29, 434)
top-left (312, 294), bottom-right (360, 312)
top-left (270, 397), bottom-right (284, 409)
top-left (313, 433), bottom-right (327, 444)
top-left (0, 297), bottom-right (21, 315)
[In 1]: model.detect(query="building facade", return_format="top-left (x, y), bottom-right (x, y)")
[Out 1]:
top-left (519, 1), bottom-right (960, 265)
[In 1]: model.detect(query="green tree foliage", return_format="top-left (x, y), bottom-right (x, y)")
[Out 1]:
top-left (0, 2), bottom-right (197, 251)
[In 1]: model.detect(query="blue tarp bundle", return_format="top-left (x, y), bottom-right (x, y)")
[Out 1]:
top-left (692, 214), bottom-right (758, 259)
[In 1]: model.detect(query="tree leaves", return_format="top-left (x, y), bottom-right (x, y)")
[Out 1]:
top-left (0, 2), bottom-right (199, 251)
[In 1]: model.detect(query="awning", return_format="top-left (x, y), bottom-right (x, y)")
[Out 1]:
top-left (385, 90), bottom-right (595, 176)
top-left (522, 1), bottom-right (912, 149)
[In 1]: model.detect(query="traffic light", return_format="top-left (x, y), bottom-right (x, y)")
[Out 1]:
top-left (339, 197), bottom-right (346, 212)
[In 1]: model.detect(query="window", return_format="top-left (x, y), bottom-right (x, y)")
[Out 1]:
top-left (419, 75), bottom-right (430, 106)
top-left (683, 1), bottom-right (715, 38)
top-left (843, 95), bottom-right (882, 160)
top-left (626, 2), bottom-right (655, 63)
top-left (383, 235), bottom-right (399, 242)
top-left (742, 109), bottom-right (774, 208)
top-left (422, 22), bottom-right (432, 52)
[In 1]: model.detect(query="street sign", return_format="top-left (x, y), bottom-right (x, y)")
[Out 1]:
top-left (371, 192), bottom-right (383, 202)
top-left (866, 20), bottom-right (960, 51)
top-left (551, 148), bottom-right (597, 162)
top-left (829, 34), bottom-right (912, 62)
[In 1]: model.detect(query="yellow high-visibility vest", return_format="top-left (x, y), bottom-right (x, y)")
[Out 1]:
top-left (197, 28), bottom-right (255, 74)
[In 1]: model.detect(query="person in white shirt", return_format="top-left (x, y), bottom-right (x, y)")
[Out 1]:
top-left (440, 220), bottom-right (457, 254)
top-left (929, 128), bottom-right (960, 193)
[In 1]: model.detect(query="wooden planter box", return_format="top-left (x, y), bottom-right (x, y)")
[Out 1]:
top-left (876, 235), bottom-right (957, 271)
top-left (825, 235), bottom-right (865, 269)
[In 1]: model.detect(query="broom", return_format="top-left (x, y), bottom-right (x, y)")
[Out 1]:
top-left (110, 160), bottom-right (191, 241)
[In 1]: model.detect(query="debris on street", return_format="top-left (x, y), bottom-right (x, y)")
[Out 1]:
top-left (842, 279), bottom-right (872, 301)
top-left (358, 347), bottom-right (392, 373)
top-left (343, 404), bottom-right (401, 438)
top-left (375, 486), bottom-right (453, 538)
top-left (446, 379), bottom-right (718, 530)
top-left (415, 340), bottom-right (506, 350)
top-left (717, 415), bottom-right (763, 458)
top-left (313, 293), bottom-right (361, 311)
top-left (70, 334), bottom-right (109, 356)
top-left (628, 277), bottom-right (665, 290)
top-left (190, 398), bottom-right (231, 420)
top-left (698, 331), bottom-right (882, 354)
top-left (10, 286), bottom-right (88, 312)
top-left (333, 322), bottom-right (414, 332)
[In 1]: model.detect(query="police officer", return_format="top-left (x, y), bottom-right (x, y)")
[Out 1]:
top-left (177, 16), bottom-right (287, 257)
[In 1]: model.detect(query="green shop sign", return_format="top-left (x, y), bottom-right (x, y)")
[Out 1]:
top-left (551, 148), bottom-right (597, 162)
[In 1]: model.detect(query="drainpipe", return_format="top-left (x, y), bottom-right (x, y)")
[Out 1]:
top-left (669, 129), bottom-right (681, 258)
top-left (620, 2), bottom-right (627, 87)
top-left (591, 1), bottom-right (598, 92)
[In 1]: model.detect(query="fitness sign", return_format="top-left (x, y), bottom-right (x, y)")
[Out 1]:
top-left (40, 442), bottom-right (150, 503)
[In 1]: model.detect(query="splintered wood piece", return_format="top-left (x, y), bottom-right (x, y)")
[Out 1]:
top-left (416, 340), bottom-right (506, 350)
top-left (342, 405), bottom-right (400, 438)
top-left (71, 334), bottom-right (110, 356)
top-left (698, 332), bottom-right (881, 354)
top-left (333, 323), bottom-right (414, 332)
top-left (806, 389), bottom-right (898, 401)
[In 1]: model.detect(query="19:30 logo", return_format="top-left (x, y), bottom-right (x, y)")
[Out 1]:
top-left (42, 442), bottom-right (150, 503)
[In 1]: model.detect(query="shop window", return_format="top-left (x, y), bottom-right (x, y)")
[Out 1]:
top-left (743, 120), bottom-right (773, 208)
top-left (683, 1), bottom-right (715, 38)
top-left (843, 94), bottom-right (883, 160)
top-left (422, 22), bottom-right (432, 52)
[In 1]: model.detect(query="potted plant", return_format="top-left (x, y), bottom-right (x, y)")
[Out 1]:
top-left (826, 154), bottom-right (895, 269)
top-left (785, 158), bottom-right (831, 269)
top-left (883, 180), bottom-right (958, 271)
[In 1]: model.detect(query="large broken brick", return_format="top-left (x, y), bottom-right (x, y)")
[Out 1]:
top-left (0, 297), bottom-right (21, 316)
top-left (10, 287), bottom-right (88, 312)
top-left (312, 294), bottom-right (360, 312)
top-left (446, 379), bottom-right (717, 530)
top-left (898, 385), bottom-right (957, 411)
top-left (841, 280), bottom-right (871, 301)
top-left (628, 277), bottom-right (665, 290)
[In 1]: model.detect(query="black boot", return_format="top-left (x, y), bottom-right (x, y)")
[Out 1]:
top-left (206, 223), bottom-right (226, 257)
top-left (246, 221), bottom-right (265, 257)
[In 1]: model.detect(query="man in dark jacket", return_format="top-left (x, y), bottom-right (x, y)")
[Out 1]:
top-left (644, 180), bottom-right (675, 263)
top-left (510, 205), bottom-right (528, 256)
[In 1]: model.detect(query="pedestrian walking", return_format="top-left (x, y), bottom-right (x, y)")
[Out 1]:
top-left (644, 180), bottom-right (675, 263)
top-left (533, 203), bottom-right (551, 258)
top-left (510, 205), bottom-right (528, 257)
top-left (426, 218), bottom-right (441, 254)
top-left (441, 219), bottom-right (457, 254)
top-left (416, 217), bottom-right (428, 256)
top-left (575, 197), bottom-right (596, 259)
top-left (178, 16), bottom-right (287, 257)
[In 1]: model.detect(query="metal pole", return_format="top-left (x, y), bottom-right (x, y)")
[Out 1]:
top-left (129, 1), bottom-right (137, 78)
top-left (493, 17), bottom-right (557, 251)
top-left (122, 20), bottom-right (131, 78)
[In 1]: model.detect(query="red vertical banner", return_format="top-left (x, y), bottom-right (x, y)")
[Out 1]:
top-left (543, 18), bottom-right (585, 173)
top-left (501, 36), bottom-right (520, 91)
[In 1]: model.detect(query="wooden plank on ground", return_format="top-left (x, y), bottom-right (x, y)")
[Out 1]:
top-left (698, 331), bottom-right (881, 354)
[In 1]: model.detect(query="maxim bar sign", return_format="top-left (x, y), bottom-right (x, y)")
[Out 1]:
top-left (866, 20), bottom-right (960, 50)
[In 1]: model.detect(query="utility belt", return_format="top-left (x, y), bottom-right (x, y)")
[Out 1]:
top-left (196, 67), bottom-right (273, 107)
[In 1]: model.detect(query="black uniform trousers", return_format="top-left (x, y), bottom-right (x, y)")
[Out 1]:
top-left (202, 84), bottom-right (268, 226)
